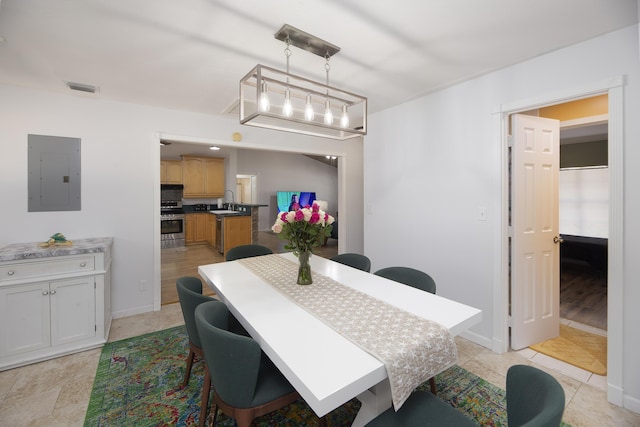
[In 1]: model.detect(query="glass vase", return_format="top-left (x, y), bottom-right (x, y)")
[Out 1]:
top-left (297, 250), bottom-right (313, 285)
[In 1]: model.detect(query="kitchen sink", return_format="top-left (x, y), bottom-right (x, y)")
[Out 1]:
top-left (209, 210), bottom-right (242, 215)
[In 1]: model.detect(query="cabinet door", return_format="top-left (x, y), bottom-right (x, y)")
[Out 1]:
top-left (206, 214), bottom-right (216, 246)
top-left (0, 282), bottom-right (50, 357)
top-left (195, 213), bottom-right (207, 242)
top-left (50, 277), bottom-right (96, 345)
top-left (185, 214), bottom-right (196, 243)
top-left (165, 161), bottom-right (182, 184)
top-left (160, 161), bottom-right (168, 183)
top-left (182, 158), bottom-right (205, 196)
top-left (223, 216), bottom-right (252, 254)
top-left (204, 158), bottom-right (225, 197)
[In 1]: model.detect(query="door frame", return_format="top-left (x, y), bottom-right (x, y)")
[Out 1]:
top-left (493, 76), bottom-right (624, 406)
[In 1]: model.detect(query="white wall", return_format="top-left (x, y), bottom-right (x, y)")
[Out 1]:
top-left (0, 83), bottom-right (364, 318)
top-left (364, 24), bottom-right (640, 409)
top-left (236, 149), bottom-right (339, 230)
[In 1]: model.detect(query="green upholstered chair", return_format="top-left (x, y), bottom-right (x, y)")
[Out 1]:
top-left (225, 244), bottom-right (273, 261)
top-left (507, 364), bottom-right (565, 427)
top-left (373, 266), bottom-right (437, 393)
top-left (194, 300), bottom-right (301, 427)
top-left (365, 364), bottom-right (565, 427)
top-left (364, 389), bottom-right (477, 426)
top-left (176, 276), bottom-right (248, 427)
top-left (176, 276), bottom-right (216, 427)
top-left (374, 266), bottom-right (436, 294)
top-left (330, 253), bottom-right (372, 272)
top-left (176, 276), bottom-right (212, 388)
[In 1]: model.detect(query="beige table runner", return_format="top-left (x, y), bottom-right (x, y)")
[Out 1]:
top-left (239, 254), bottom-right (458, 410)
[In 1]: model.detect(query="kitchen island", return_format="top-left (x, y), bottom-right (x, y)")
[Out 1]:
top-left (184, 203), bottom-right (268, 256)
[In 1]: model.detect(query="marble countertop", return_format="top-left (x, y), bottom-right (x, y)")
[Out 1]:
top-left (0, 237), bottom-right (113, 262)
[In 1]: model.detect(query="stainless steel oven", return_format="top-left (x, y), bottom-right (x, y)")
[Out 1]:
top-left (161, 200), bottom-right (185, 248)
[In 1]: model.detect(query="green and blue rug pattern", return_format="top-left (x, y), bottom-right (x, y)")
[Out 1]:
top-left (84, 325), bottom-right (565, 426)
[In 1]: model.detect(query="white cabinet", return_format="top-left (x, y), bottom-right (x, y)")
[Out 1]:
top-left (0, 238), bottom-right (112, 370)
top-left (0, 282), bottom-right (50, 356)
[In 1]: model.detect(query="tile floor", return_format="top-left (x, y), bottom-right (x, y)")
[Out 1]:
top-left (1, 303), bottom-right (639, 427)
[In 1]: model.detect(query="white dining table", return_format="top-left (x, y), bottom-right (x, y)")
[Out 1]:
top-left (198, 252), bottom-right (482, 426)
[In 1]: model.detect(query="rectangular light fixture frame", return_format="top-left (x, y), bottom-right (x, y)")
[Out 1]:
top-left (240, 64), bottom-right (367, 140)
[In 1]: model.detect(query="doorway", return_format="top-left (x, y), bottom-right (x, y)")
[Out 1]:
top-left (496, 77), bottom-right (624, 406)
top-left (236, 174), bottom-right (257, 204)
top-left (513, 98), bottom-right (609, 337)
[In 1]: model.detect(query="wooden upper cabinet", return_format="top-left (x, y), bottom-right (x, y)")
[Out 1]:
top-left (160, 160), bottom-right (182, 184)
top-left (182, 156), bottom-right (225, 198)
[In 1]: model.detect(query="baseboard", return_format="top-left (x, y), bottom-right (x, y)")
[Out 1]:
top-left (623, 393), bottom-right (640, 414)
top-left (112, 304), bottom-right (154, 319)
top-left (459, 329), bottom-right (492, 350)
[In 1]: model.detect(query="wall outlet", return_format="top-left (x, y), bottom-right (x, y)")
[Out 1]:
top-left (138, 279), bottom-right (147, 291)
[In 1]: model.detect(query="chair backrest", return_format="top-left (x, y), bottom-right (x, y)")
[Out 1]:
top-left (507, 365), bottom-right (565, 427)
top-left (374, 266), bottom-right (436, 294)
top-left (195, 300), bottom-right (262, 408)
top-left (226, 244), bottom-right (273, 261)
top-left (176, 276), bottom-right (215, 348)
top-left (330, 253), bottom-right (372, 272)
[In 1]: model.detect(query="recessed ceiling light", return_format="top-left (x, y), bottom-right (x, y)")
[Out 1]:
top-left (209, 146), bottom-right (221, 151)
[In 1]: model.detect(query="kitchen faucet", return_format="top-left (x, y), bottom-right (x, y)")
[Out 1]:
top-left (225, 189), bottom-right (235, 210)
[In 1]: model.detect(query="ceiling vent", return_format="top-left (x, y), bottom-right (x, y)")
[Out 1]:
top-left (222, 98), bottom-right (240, 117)
top-left (66, 82), bottom-right (99, 94)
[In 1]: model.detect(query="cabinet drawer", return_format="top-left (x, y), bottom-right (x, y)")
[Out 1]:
top-left (0, 256), bottom-right (95, 282)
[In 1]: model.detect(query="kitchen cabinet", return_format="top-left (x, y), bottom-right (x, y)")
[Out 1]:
top-left (160, 160), bottom-right (182, 184)
top-left (185, 214), bottom-right (194, 243)
top-left (185, 213), bottom-right (208, 244)
top-left (0, 238), bottom-right (112, 371)
top-left (182, 156), bottom-right (224, 198)
top-left (206, 213), bottom-right (216, 246)
top-left (222, 215), bottom-right (252, 255)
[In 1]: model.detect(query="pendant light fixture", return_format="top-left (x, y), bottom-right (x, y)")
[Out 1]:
top-left (240, 24), bottom-right (367, 140)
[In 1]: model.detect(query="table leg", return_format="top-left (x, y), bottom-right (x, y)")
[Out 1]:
top-left (351, 379), bottom-right (392, 427)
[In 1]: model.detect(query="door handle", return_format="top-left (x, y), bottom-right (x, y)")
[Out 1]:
top-left (553, 236), bottom-right (564, 244)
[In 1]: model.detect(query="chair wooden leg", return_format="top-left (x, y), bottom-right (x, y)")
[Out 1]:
top-left (210, 404), bottom-right (218, 427)
top-left (234, 411), bottom-right (255, 427)
top-left (199, 366), bottom-right (212, 427)
top-left (182, 348), bottom-right (196, 388)
top-left (429, 377), bottom-right (437, 395)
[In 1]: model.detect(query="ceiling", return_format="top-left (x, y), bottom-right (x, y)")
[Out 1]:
top-left (0, 0), bottom-right (637, 156)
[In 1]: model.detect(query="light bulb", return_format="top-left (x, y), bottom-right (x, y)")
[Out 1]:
top-left (259, 80), bottom-right (270, 112)
top-left (304, 94), bottom-right (315, 121)
top-left (324, 99), bottom-right (333, 125)
top-left (340, 104), bottom-right (349, 128)
top-left (282, 88), bottom-right (293, 117)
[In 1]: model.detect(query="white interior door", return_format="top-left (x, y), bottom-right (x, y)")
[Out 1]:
top-left (511, 114), bottom-right (561, 350)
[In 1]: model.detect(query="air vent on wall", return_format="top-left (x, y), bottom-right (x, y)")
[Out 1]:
top-left (66, 81), bottom-right (99, 94)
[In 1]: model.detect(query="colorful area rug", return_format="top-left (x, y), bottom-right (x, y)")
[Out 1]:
top-left (85, 326), bottom-right (569, 426)
top-left (530, 324), bottom-right (607, 375)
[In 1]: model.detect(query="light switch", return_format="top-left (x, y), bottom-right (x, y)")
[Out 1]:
top-left (478, 206), bottom-right (487, 221)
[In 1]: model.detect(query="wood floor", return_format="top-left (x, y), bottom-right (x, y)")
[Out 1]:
top-left (161, 231), bottom-right (339, 305)
top-left (560, 259), bottom-right (607, 331)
